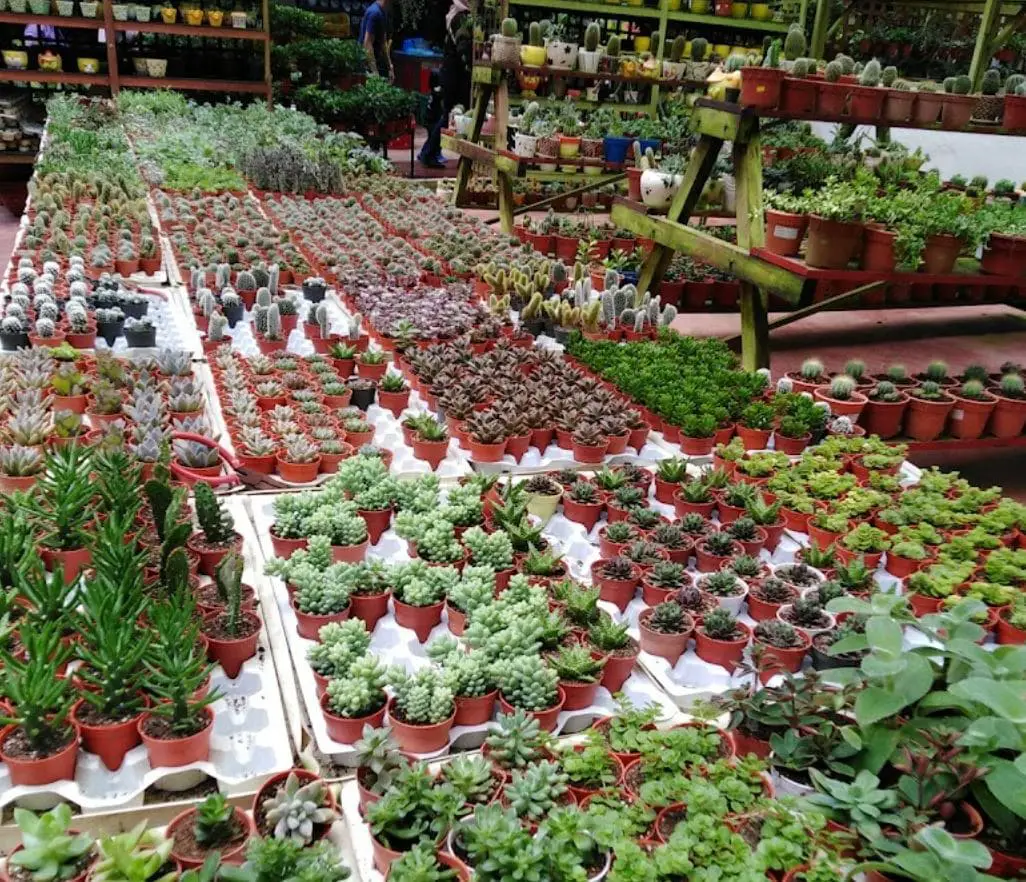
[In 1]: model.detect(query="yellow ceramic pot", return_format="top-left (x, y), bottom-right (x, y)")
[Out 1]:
top-left (634, 36), bottom-right (650, 53)
top-left (2, 50), bottom-right (27, 70)
top-left (732, 44), bottom-right (747, 56)
top-left (619, 58), bottom-right (638, 76)
top-left (38, 50), bottom-right (61, 71)
top-left (77, 56), bottom-right (99, 73)
top-left (184, 8), bottom-right (203, 24)
top-left (160, 5), bottom-right (176, 22)
top-left (625, 0), bottom-right (643, 6)
top-left (731, 2), bottom-right (748, 18)
top-left (691, 0), bottom-right (711, 13)
top-left (667, 0), bottom-right (682, 8)
top-left (520, 44), bottom-right (546, 66)
top-left (750, 2), bottom-right (770, 19)
top-left (207, 9), bottom-right (223, 24)
top-left (558, 136), bottom-right (581, 158)
top-left (713, 43), bottom-right (730, 59)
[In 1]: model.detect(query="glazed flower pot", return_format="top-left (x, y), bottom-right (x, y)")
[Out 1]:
top-left (638, 608), bottom-right (694, 666)
top-left (497, 686), bottom-right (566, 732)
top-left (387, 697), bottom-right (455, 753)
top-left (350, 590), bottom-right (391, 630)
top-left (904, 394), bottom-right (954, 441)
top-left (454, 690), bottom-right (497, 726)
top-left (640, 170), bottom-right (684, 212)
top-left (168, 806), bottom-right (253, 870)
top-left (138, 706), bottom-right (213, 768)
top-left (947, 392), bottom-right (997, 440)
top-left (203, 611), bottom-right (261, 679)
top-left (320, 693), bottom-right (387, 744)
top-left (694, 622), bottom-right (751, 671)
top-left (859, 395), bottom-right (909, 439)
top-left (590, 560), bottom-right (641, 611)
top-left (393, 598), bottom-right (444, 642)
top-left (1, 724), bottom-right (80, 785)
top-left (805, 215), bottom-right (863, 269)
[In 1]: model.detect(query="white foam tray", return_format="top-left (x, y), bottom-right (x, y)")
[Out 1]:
top-left (0, 497), bottom-right (295, 814)
top-left (247, 490), bottom-right (679, 766)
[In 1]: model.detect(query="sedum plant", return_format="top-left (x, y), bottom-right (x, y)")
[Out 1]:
top-left (484, 709), bottom-right (553, 769)
top-left (388, 666), bottom-right (455, 725)
top-left (505, 760), bottom-right (570, 821)
top-left (495, 654), bottom-right (559, 711)
top-left (262, 771), bottom-right (338, 844)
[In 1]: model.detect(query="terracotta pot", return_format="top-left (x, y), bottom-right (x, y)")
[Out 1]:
top-left (599, 646), bottom-right (638, 693)
top-left (563, 496), bottom-right (604, 531)
top-left (848, 84), bottom-right (885, 119)
top-left (941, 93), bottom-right (974, 129)
top-left (138, 706), bottom-right (213, 768)
top-left (0, 723), bottom-right (79, 785)
top-left (497, 686), bottom-right (565, 732)
top-left (996, 608), bottom-right (1026, 645)
top-left (779, 77), bottom-right (817, 114)
top-left (358, 507), bottom-right (392, 545)
top-left (40, 545), bottom-right (92, 578)
top-left (883, 552), bottom-right (927, 579)
top-left (816, 80), bottom-right (848, 117)
top-left (468, 438), bottom-right (506, 463)
top-left (753, 631), bottom-right (810, 684)
top-left (990, 394), bottom-right (1026, 437)
top-left (270, 531), bottom-right (307, 560)
top-left (921, 233), bottom-right (963, 274)
top-left (71, 698), bottom-right (145, 772)
top-left (731, 728), bottom-right (771, 760)
top-left (805, 215), bottom-right (863, 269)
top-left (275, 453), bottom-right (321, 483)
top-left (694, 622), bottom-right (751, 671)
top-left (695, 538), bottom-right (743, 572)
top-left (859, 395), bottom-right (909, 439)
top-left (572, 439), bottom-right (608, 464)
top-left (807, 522), bottom-right (846, 548)
top-left (813, 386), bottom-right (868, 418)
top-left (204, 610), bottom-right (261, 679)
top-left (740, 66), bottom-right (785, 108)
top-left (764, 209), bottom-right (807, 257)
top-left (186, 531), bottom-right (243, 577)
top-left (638, 607), bottom-right (693, 665)
top-left (454, 690), bottom-right (497, 726)
top-left (736, 424), bottom-right (772, 450)
top-left (907, 592), bottom-right (943, 618)
top-left (947, 392), bottom-right (997, 440)
top-left (387, 697), bottom-right (455, 753)
top-left (913, 91), bottom-right (945, 124)
top-left (673, 493), bottom-right (716, 519)
top-left (393, 598), bottom-right (444, 642)
top-left (861, 226), bottom-right (897, 271)
top-left (168, 806), bottom-right (254, 869)
top-left (252, 769), bottom-right (336, 840)
top-left (883, 89), bottom-right (915, 123)
top-left (590, 559), bottom-right (641, 611)
top-left (505, 432), bottom-right (532, 463)
top-left (905, 393), bottom-right (954, 441)
top-left (378, 389), bottom-right (410, 418)
top-left (293, 596), bottom-right (350, 640)
top-left (321, 693), bottom-right (387, 744)
top-left (747, 590), bottom-right (794, 622)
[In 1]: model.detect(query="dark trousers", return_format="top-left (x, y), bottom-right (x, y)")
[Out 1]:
top-left (420, 109), bottom-right (448, 161)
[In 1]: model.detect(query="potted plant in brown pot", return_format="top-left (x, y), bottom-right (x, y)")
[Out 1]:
top-left (587, 617), bottom-right (638, 693)
top-left (860, 380), bottom-right (910, 439)
top-left (988, 372), bottom-right (1026, 438)
top-left (386, 666), bottom-right (457, 753)
top-left (253, 769), bottom-right (338, 843)
top-left (638, 600), bottom-right (694, 665)
top-left (752, 620), bottom-right (811, 683)
top-left (814, 375), bottom-right (868, 419)
top-left (905, 380), bottom-right (955, 442)
top-left (693, 607), bottom-right (751, 671)
top-left (201, 553), bottom-right (262, 679)
top-left (167, 793), bottom-right (254, 870)
top-left (946, 378), bottom-right (997, 440)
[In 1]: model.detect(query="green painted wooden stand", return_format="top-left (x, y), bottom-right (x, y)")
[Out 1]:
top-left (610, 100), bottom-right (805, 371)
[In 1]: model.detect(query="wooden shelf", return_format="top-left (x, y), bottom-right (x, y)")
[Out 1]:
top-left (0, 11), bottom-right (100, 28)
top-left (751, 247), bottom-right (1026, 288)
top-left (485, 62), bottom-right (703, 89)
top-left (0, 152), bottom-right (36, 164)
top-left (113, 20), bottom-right (268, 40)
top-left (509, 95), bottom-right (653, 111)
top-left (0, 69), bottom-right (108, 85)
top-left (510, 0), bottom-right (663, 18)
top-left (666, 8), bottom-right (790, 30)
top-left (744, 102), bottom-right (1026, 136)
top-left (903, 434), bottom-right (1026, 453)
top-left (118, 75), bottom-right (268, 93)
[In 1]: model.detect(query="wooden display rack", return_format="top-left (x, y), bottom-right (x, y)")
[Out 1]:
top-left (610, 98), bottom-right (1026, 372)
top-left (0, 0), bottom-right (272, 104)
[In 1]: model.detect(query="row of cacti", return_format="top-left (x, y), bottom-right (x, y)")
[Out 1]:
top-left (500, 16), bottom-right (690, 64)
top-left (190, 262), bottom-right (281, 296)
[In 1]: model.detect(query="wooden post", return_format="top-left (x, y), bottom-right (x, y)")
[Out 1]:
top-left (636, 134), bottom-right (722, 296)
top-left (732, 122), bottom-right (769, 370)
top-left (263, 0), bottom-right (272, 107)
top-left (496, 169), bottom-right (515, 233)
top-left (454, 82), bottom-right (493, 206)
top-left (969, 0), bottom-right (1002, 90)
top-left (103, 0), bottom-right (119, 97)
top-left (809, 0), bottom-right (831, 59)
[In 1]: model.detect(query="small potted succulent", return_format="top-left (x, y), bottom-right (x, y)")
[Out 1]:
top-left (693, 607), bottom-right (751, 671)
top-left (495, 655), bottom-right (564, 732)
top-left (752, 620), bottom-right (810, 683)
top-left (638, 600), bottom-right (694, 665)
top-left (167, 793), bottom-right (254, 870)
top-left (321, 655), bottom-right (389, 744)
top-left (386, 666), bottom-right (457, 753)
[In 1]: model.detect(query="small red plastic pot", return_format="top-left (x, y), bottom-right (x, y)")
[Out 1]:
top-left (321, 692), bottom-right (387, 744)
top-left (694, 622), bottom-right (751, 672)
top-left (358, 507), bottom-right (392, 545)
top-left (138, 706), bottom-right (213, 768)
top-left (764, 209), bottom-right (807, 257)
top-left (387, 697), bottom-right (455, 753)
top-left (168, 806), bottom-right (254, 870)
top-left (350, 590), bottom-right (391, 630)
top-left (753, 631), bottom-right (811, 684)
top-left (71, 699), bottom-right (145, 772)
top-left (292, 596), bottom-right (350, 640)
top-left (563, 496), bottom-right (604, 531)
top-left (393, 598), bottom-right (444, 642)
top-left (638, 607), bottom-right (693, 666)
top-left (497, 686), bottom-right (566, 733)
top-left (590, 559), bottom-right (641, 611)
top-left (203, 611), bottom-right (262, 679)
top-left (454, 690), bottom-right (498, 726)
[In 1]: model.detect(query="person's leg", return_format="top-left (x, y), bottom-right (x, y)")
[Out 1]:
top-left (418, 114), bottom-right (445, 166)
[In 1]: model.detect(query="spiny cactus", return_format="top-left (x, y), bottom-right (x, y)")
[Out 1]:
top-left (691, 37), bottom-right (707, 61)
top-left (783, 26), bottom-right (804, 60)
top-left (670, 34), bottom-right (685, 63)
top-left (825, 60), bottom-right (842, 83)
top-left (500, 17), bottom-right (517, 37)
top-left (881, 65), bottom-right (897, 87)
top-left (584, 22), bottom-right (600, 53)
top-left (859, 58), bottom-right (881, 87)
top-left (982, 68), bottom-right (1002, 96)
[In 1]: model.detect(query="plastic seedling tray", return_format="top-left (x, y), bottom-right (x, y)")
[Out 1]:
top-left (0, 498), bottom-right (295, 814)
top-left (247, 490), bottom-right (679, 767)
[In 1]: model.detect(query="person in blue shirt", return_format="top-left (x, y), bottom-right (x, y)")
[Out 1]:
top-left (359, 0), bottom-right (394, 81)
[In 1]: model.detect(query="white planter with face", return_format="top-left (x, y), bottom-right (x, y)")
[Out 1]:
top-left (513, 133), bottom-right (538, 157)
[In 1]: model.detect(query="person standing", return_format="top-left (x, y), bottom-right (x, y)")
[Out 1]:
top-left (360, 0), bottom-right (394, 81)
top-left (417, 0), bottom-right (472, 168)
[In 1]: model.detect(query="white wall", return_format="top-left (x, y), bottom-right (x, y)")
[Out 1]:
top-left (810, 123), bottom-right (1026, 184)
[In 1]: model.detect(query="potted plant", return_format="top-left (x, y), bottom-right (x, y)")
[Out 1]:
top-left (90, 825), bottom-right (176, 882)
top-left (694, 607), bottom-right (751, 671)
top-left (276, 435), bottom-right (322, 483)
top-left (836, 522), bottom-right (890, 568)
top-left (752, 620), bottom-right (810, 683)
top-left (947, 378), bottom-right (997, 440)
top-left (0, 626), bottom-right (79, 785)
top-left (167, 793), bottom-right (254, 870)
top-left (989, 372), bottom-right (1026, 438)
top-left (5, 805), bottom-right (94, 882)
top-left (905, 380), bottom-right (955, 441)
top-left (387, 666), bottom-right (457, 753)
top-left (201, 553), bottom-right (261, 679)
top-left (695, 531), bottom-right (743, 573)
top-left (26, 445), bottom-right (94, 577)
top-left (747, 576), bottom-right (798, 622)
top-left (321, 654), bottom-right (389, 744)
top-left (495, 655), bottom-right (564, 732)
top-left (777, 596), bottom-right (836, 638)
top-left (590, 556), bottom-right (641, 611)
top-left (587, 617), bottom-right (638, 693)
top-left (638, 600), bottom-right (694, 665)
top-left (563, 480), bottom-right (605, 530)
top-left (549, 644), bottom-right (605, 711)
